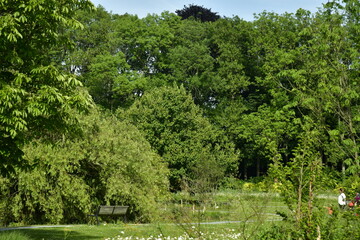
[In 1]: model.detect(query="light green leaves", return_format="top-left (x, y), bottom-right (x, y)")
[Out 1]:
top-left (0, 108), bottom-right (169, 224)
top-left (0, 0), bottom-right (94, 173)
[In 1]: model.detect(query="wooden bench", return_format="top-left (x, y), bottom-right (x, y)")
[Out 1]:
top-left (89, 205), bottom-right (129, 225)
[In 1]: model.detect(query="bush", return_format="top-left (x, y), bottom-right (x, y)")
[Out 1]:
top-left (219, 177), bottom-right (243, 190)
top-left (0, 109), bottom-right (169, 225)
top-left (257, 223), bottom-right (302, 240)
top-left (338, 175), bottom-right (360, 199)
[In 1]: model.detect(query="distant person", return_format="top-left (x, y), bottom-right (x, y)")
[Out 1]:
top-left (355, 193), bottom-right (360, 206)
top-left (338, 188), bottom-right (346, 209)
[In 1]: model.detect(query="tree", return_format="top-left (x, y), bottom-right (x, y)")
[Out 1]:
top-left (78, 110), bottom-right (169, 222)
top-left (85, 52), bottom-right (147, 110)
top-left (277, 2), bottom-right (360, 175)
top-left (208, 17), bottom-right (260, 178)
top-left (122, 85), bottom-right (238, 191)
top-left (70, 10), bottom-right (181, 110)
top-left (166, 18), bottom-right (218, 107)
top-left (0, 0), bottom-right (94, 175)
top-left (66, 5), bottom-right (115, 75)
top-left (269, 120), bottom-right (323, 239)
top-left (258, 2), bottom-right (360, 237)
top-left (176, 4), bottom-right (220, 22)
top-left (0, 108), bottom-right (169, 224)
top-left (313, 1), bottom-right (360, 175)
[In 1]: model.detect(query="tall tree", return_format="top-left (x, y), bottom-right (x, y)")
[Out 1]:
top-left (84, 52), bottom-right (147, 110)
top-left (70, 10), bottom-right (181, 110)
top-left (122, 85), bottom-right (238, 191)
top-left (66, 5), bottom-right (114, 75)
top-left (287, 2), bottom-right (360, 175)
top-left (166, 19), bottom-right (218, 107)
top-left (270, 120), bottom-right (323, 239)
top-left (318, 0), bottom-right (360, 175)
top-left (0, 0), bottom-right (94, 174)
top-left (209, 17), bottom-right (260, 178)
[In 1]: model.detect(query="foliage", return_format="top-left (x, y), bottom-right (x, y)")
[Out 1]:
top-left (85, 52), bottom-right (147, 109)
top-left (257, 222), bottom-right (303, 239)
top-left (2, 140), bottom-right (91, 225)
top-left (76, 110), bottom-right (169, 222)
top-left (175, 4), bottom-right (220, 22)
top-left (122, 85), bottom-right (238, 192)
top-left (2, 0), bottom-right (360, 231)
top-left (268, 120), bottom-right (324, 239)
top-left (70, 8), bottom-right (181, 109)
top-left (259, 208), bottom-right (360, 240)
top-left (48, 0), bottom-right (360, 183)
top-left (0, 109), bottom-right (169, 224)
top-left (219, 177), bottom-right (244, 190)
top-left (166, 19), bottom-right (217, 107)
top-left (0, 0), bottom-right (94, 175)
top-left (338, 175), bottom-right (360, 198)
top-left (66, 5), bottom-right (115, 75)
top-left (0, 231), bottom-right (30, 240)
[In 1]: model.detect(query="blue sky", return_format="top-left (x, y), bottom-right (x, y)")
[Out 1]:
top-left (90, 0), bottom-right (328, 21)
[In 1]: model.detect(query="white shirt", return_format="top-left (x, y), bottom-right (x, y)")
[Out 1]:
top-left (338, 192), bottom-right (346, 205)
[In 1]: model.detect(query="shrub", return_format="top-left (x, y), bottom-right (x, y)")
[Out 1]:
top-left (0, 109), bottom-right (169, 224)
top-left (219, 177), bottom-right (243, 190)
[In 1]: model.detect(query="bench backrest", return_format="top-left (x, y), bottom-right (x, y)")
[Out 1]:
top-left (98, 206), bottom-right (129, 215)
top-left (112, 206), bottom-right (128, 215)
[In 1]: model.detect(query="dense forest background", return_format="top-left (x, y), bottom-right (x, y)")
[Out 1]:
top-left (1, 0), bottom-right (360, 226)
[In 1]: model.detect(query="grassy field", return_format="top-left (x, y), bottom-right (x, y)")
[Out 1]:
top-left (0, 191), bottom-right (337, 240)
top-left (0, 222), bottom-right (281, 240)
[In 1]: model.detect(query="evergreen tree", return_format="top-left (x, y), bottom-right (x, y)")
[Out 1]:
top-left (176, 4), bottom-right (220, 22)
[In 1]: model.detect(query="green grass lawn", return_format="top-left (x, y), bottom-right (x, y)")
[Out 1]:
top-left (1, 221), bottom-right (280, 240)
top-left (1, 225), bottom-right (127, 240)
top-left (0, 191), bottom-right (338, 240)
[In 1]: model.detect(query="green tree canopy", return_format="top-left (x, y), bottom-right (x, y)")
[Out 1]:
top-left (0, 108), bottom-right (169, 224)
top-left (121, 85), bottom-right (238, 191)
top-left (0, 0), bottom-right (94, 174)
